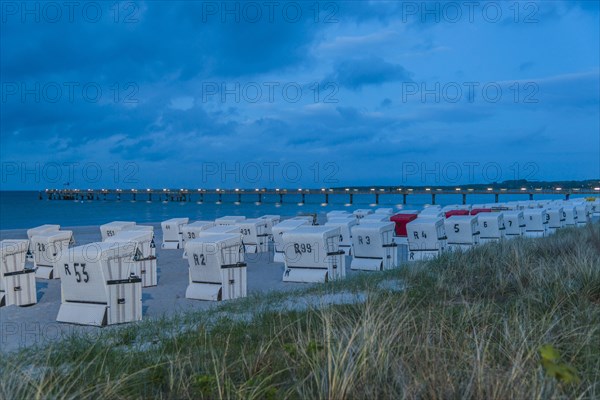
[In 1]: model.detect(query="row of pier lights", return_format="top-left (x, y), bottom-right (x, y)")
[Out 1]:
top-left (42, 186), bottom-right (600, 205)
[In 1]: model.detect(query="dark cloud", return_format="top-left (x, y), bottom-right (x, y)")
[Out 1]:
top-left (328, 56), bottom-right (412, 90)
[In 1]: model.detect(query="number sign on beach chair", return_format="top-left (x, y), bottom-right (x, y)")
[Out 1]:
top-left (100, 221), bottom-right (136, 241)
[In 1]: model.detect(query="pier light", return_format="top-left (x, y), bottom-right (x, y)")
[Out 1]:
top-left (555, 187), bottom-right (562, 191)
top-left (520, 188), bottom-right (527, 191)
top-left (321, 188), bottom-right (326, 191)
top-left (255, 188), bottom-right (259, 192)
top-left (487, 188), bottom-right (493, 191)
top-left (573, 188), bottom-right (580, 191)
top-left (163, 188), bottom-right (168, 192)
top-left (197, 188), bottom-right (202, 191)
top-left (88, 189), bottom-right (93, 192)
top-left (535, 188), bottom-right (542, 191)
top-left (370, 188), bottom-right (375, 191)
top-left (455, 188), bottom-right (461, 191)
top-left (329, 189), bottom-right (333, 192)
top-left (501, 188), bottom-right (507, 191)
top-left (408, 188), bottom-right (413, 192)
top-left (436, 188), bottom-right (442, 191)
top-left (298, 188), bottom-right (302, 191)
top-left (379, 188), bottom-right (385, 192)
top-left (468, 188), bottom-right (474, 192)
top-left (147, 188), bottom-right (151, 192)
top-left (180, 188), bottom-right (185, 191)
top-left (275, 188), bottom-right (280, 192)
top-left (425, 188), bottom-right (431, 191)
top-left (235, 188), bottom-right (239, 192)
top-left (216, 188), bottom-right (220, 192)
top-left (131, 189), bottom-right (137, 192)
top-left (353, 189), bottom-right (358, 192)
top-left (345, 188), bottom-right (350, 191)
top-left (594, 187), bottom-right (600, 191)
top-left (396, 188), bottom-right (401, 191)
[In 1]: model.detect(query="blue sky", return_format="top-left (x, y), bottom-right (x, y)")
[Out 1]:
top-left (1, 1), bottom-right (599, 189)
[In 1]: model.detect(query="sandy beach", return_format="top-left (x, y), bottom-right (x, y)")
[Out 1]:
top-left (0, 220), bottom-right (357, 353)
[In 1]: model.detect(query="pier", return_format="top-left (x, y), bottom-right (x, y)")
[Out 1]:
top-left (40, 186), bottom-right (600, 205)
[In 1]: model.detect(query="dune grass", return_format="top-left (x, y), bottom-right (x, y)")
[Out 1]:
top-left (1, 224), bottom-right (599, 399)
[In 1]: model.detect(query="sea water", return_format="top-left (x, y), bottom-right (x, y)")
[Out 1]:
top-left (0, 191), bottom-right (592, 230)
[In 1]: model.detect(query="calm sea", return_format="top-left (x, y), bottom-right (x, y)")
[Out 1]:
top-left (0, 191), bottom-right (591, 230)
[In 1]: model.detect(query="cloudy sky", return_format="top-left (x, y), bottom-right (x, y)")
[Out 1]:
top-left (1, 1), bottom-right (598, 189)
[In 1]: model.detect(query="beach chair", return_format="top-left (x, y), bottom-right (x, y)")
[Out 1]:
top-left (546, 208), bottom-right (565, 234)
top-left (237, 218), bottom-right (270, 253)
top-left (181, 221), bottom-right (215, 253)
top-left (444, 215), bottom-right (480, 251)
top-left (503, 211), bottom-right (526, 238)
top-left (574, 204), bottom-right (591, 225)
top-left (523, 209), bottom-right (549, 238)
top-left (390, 212), bottom-right (419, 262)
top-left (215, 216), bottom-right (246, 226)
top-left (326, 210), bottom-right (350, 221)
top-left (26, 224), bottom-right (60, 261)
top-left (184, 225), bottom-right (240, 258)
top-left (272, 219), bottom-right (310, 262)
top-left (353, 209), bottom-right (373, 220)
top-left (350, 222), bottom-right (398, 271)
top-left (282, 226), bottom-right (345, 283)
top-left (324, 217), bottom-right (358, 256)
top-left (161, 218), bottom-right (189, 249)
top-left (56, 242), bottom-right (143, 326)
top-left (30, 230), bottom-right (74, 279)
top-left (1, 240), bottom-right (36, 307)
top-left (478, 213), bottom-right (506, 243)
top-left (185, 233), bottom-right (246, 301)
top-left (105, 230), bottom-right (157, 287)
top-left (406, 217), bottom-right (446, 261)
top-left (100, 221), bottom-right (136, 241)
